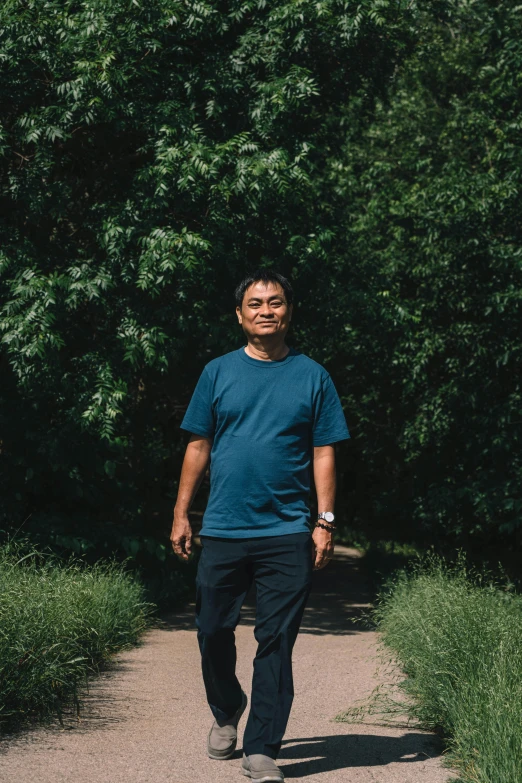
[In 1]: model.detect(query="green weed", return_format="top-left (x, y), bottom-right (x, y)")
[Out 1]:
top-left (338, 555), bottom-right (522, 783)
top-left (0, 539), bottom-right (153, 730)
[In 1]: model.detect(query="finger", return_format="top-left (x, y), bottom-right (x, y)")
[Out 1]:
top-left (171, 539), bottom-right (187, 560)
top-left (314, 548), bottom-right (332, 570)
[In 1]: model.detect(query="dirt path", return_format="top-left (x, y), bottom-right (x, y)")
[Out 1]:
top-left (0, 547), bottom-right (453, 783)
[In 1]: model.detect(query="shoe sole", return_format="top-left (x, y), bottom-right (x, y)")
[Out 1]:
top-left (241, 770), bottom-right (284, 783)
top-left (207, 691), bottom-right (248, 761)
top-left (208, 742), bottom-right (237, 761)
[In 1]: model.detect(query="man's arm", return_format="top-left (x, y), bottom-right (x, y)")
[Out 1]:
top-left (170, 434), bottom-right (212, 560)
top-left (312, 444), bottom-right (336, 570)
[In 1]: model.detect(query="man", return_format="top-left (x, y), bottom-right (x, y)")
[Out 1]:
top-left (170, 269), bottom-right (349, 783)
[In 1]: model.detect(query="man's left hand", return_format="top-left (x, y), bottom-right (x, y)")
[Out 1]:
top-left (312, 526), bottom-right (334, 570)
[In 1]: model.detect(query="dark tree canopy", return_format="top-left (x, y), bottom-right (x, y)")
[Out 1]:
top-left (1, 0), bottom-right (521, 575)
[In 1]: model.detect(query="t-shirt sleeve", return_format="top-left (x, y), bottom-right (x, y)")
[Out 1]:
top-left (180, 367), bottom-right (215, 438)
top-left (312, 374), bottom-right (350, 447)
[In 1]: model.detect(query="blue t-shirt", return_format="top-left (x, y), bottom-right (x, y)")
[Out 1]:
top-left (180, 346), bottom-right (350, 538)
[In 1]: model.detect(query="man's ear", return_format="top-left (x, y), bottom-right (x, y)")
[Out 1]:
top-left (236, 305), bottom-right (242, 324)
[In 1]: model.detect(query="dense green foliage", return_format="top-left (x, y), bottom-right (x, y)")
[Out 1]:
top-left (1, 1), bottom-right (521, 560)
top-left (0, 540), bottom-right (151, 729)
top-left (361, 558), bottom-right (522, 782)
top-left (0, 0), bottom-right (406, 558)
top-left (333, 1), bottom-right (522, 545)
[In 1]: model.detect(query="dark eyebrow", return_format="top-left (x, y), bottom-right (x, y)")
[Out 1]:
top-left (247, 295), bottom-right (285, 302)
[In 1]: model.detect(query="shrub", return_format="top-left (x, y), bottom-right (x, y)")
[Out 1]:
top-left (0, 540), bottom-right (153, 729)
top-left (369, 557), bottom-right (522, 782)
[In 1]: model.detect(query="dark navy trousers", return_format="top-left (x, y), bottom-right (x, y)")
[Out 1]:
top-left (195, 532), bottom-right (313, 759)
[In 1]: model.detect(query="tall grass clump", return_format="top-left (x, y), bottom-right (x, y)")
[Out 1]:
top-left (370, 555), bottom-right (522, 783)
top-left (0, 540), bottom-right (153, 729)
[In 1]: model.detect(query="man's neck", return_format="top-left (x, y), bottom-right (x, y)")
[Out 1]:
top-left (244, 339), bottom-right (290, 362)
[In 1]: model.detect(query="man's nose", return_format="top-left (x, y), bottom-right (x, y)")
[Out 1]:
top-left (259, 306), bottom-right (274, 317)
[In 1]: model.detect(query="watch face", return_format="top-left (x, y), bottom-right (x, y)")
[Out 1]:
top-left (324, 512), bottom-right (335, 523)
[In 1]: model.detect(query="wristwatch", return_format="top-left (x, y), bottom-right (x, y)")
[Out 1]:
top-left (317, 512), bottom-right (335, 524)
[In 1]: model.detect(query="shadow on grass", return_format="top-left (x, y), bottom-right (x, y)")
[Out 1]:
top-left (0, 655), bottom-right (146, 745)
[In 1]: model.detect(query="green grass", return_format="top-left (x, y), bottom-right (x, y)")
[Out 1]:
top-left (345, 556), bottom-right (522, 782)
top-left (0, 539), bottom-right (153, 730)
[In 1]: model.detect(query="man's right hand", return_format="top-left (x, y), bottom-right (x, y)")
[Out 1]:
top-left (170, 514), bottom-right (193, 560)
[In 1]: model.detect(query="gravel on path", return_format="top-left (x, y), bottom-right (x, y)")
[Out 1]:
top-left (0, 546), bottom-right (454, 783)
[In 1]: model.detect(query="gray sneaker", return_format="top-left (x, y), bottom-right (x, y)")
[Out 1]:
top-left (241, 754), bottom-right (284, 783)
top-left (207, 691), bottom-right (248, 760)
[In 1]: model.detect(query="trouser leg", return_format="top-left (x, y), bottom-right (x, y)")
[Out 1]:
top-left (195, 536), bottom-right (251, 722)
top-left (242, 532), bottom-right (313, 759)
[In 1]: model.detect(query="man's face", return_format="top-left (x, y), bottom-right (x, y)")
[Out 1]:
top-left (236, 281), bottom-right (292, 340)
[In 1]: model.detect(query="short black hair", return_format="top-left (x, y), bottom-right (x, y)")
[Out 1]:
top-left (234, 268), bottom-right (294, 309)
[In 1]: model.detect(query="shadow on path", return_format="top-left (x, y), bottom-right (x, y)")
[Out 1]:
top-left (157, 547), bottom-right (372, 636)
top-left (279, 733), bottom-right (443, 775)
top-left (0, 545), bottom-right (449, 783)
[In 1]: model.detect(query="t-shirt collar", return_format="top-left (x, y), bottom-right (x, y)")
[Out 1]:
top-left (237, 346), bottom-right (298, 367)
